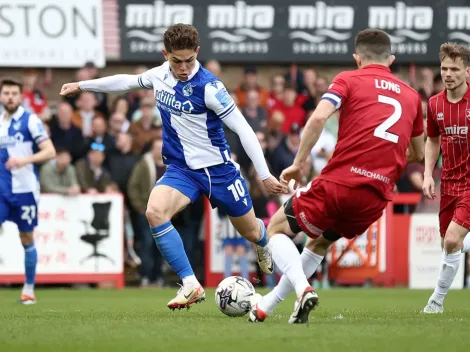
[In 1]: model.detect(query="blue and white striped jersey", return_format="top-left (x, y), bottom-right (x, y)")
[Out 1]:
top-left (138, 61), bottom-right (235, 170)
top-left (0, 106), bottom-right (48, 199)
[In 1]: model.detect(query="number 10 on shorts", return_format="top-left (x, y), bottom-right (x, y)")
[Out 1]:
top-left (227, 179), bottom-right (245, 201)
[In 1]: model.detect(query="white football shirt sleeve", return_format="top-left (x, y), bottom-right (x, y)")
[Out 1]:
top-left (27, 114), bottom-right (49, 145)
top-left (79, 70), bottom-right (154, 93)
top-left (204, 81), bottom-right (236, 120)
top-left (223, 108), bottom-right (272, 181)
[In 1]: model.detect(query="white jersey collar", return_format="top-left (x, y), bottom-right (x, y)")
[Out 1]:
top-left (0, 105), bottom-right (25, 121)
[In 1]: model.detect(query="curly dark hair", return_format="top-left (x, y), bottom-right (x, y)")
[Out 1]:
top-left (439, 42), bottom-right (470, 67)
top-left (164, 23), bottom-right (199, 53)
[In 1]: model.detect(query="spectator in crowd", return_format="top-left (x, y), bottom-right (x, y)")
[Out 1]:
top-left (111, 95), bottom-right (130, 118)
top-left (107, 133), bottom-right (139, 197)
top-left (82, 116), bottom-right (115, 154)
top-left (75, 142), bottom-right (117, 194)
top-left (49, 101), bottom-right (84, 163)
top-left (83, 61), bottom-right (109, 116)
top-left (63, 67), bottom-right (92, 110)
top-left (127, 138), bottom-right (166, 287)
top-left (265, 110), bottom-right (285, 156)
top-left (126, 65), bottom-right (150, 119)
top-left (241, 89), bottom-right (268, 133)
top-left (39, 148), bottom-right (80, 196)
top-left (108, 112), bottom-right (130, 137)
top-left (71, 91), bottom-right (106, 137)
top-left (267, 74), bottom-right (285, 112)
top-left (235, 66), bottom-right (269, 109)
top-left (128, 97), bottom-right (162, 155)
top-left (22, 68), bottom-right (51, 122)
top-left (205, 59), bottom-right (221, 77)
top-left (272, 82), bottom-right (306, 134)
top-left (131, 90), bottom-right (162, 123)
top-left (310, 129), bottom-right (337, 176)
top-left (269, 123), bottom-right (301, 178)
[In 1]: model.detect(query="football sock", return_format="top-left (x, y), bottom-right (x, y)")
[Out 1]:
top-left (430, 250), bottom-right (462, 303)
top-left (259, 248), bottom-right (323, 314)
top-left (255, 219), bottom-right (268, 247)
top-left (462, 235), bottom-right (470, 252)
top-left (23, 242), bottom-right (37, 296)
top-left (224, 254), bottom-right (233, 278)
top-left (268, 234), bottom-right (310, 297)
top-left (239, 255), bottom-right (249, 279)
top-left (151, 222), bottom-right (198, 286)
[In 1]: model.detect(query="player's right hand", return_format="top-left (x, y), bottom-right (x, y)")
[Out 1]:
top-left (262, 176), bottom-right (285, 195)
top-left (422, 175), bottom-right (436, 200)
top-left (280, 164), bottom-right (302, 190)
top-left (60, 82), bottom-right (81, 96)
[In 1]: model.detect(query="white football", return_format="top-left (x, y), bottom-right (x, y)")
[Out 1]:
top-left (215, 276), bottom-right (256, 317)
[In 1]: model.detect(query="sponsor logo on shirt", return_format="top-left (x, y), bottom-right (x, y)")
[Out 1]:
top-left (215, 88), bottom-right (232, 108)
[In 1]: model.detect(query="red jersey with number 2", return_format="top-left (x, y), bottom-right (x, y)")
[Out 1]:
top-left (319, 64), bottom-right (424, 201)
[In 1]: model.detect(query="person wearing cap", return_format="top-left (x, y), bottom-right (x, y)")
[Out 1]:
top-left (75, 142), bottom-right (116, 194)
top-left (235, 66), bottom-right (270, 109)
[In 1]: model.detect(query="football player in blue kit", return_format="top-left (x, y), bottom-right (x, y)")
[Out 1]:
top-left (60, 24), bottom-right (284, 309)
top-left (0, 79), bottom-right (56, 304)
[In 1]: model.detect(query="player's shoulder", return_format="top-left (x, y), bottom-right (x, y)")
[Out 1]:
top-left (197, 66), bottom-right (224, 89)
top-left (428, 90), bottom-right (445, 105)
top-left (143, 62), bottom-right (170, 81)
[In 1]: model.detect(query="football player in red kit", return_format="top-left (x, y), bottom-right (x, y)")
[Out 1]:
top-left (422, 43), bottom-right (470, 314)
top-left (248, 29), bottom-right (425, 324)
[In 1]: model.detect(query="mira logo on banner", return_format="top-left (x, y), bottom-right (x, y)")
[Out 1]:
top-left (124, 0), bottom-right (193, 54)
top-left (447, 7), bottom-right (470, 44)
top-left (207, 1), bottom-right (274, 54)
top-left (288, 2), bottom-right (354, 55)
top-left (368, 2), bottom-right (432, 56)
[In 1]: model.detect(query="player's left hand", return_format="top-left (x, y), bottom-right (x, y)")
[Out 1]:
top-left (262, 176), bottom-right (285, 195)
top-left (280, 164), bottom-right (303, 190)
top-left (5, 157), bottom-right (27, 170)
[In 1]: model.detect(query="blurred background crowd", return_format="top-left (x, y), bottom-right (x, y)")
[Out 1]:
top-left (0, 59), bottom-right (452, 288)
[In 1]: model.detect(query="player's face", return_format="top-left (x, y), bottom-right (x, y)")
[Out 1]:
top-left (440, 57), bottom-right (469, 91)
top-left (163, 47), bottom-right (200, 81)
top-left (0, 85), bottom-right (22, 114)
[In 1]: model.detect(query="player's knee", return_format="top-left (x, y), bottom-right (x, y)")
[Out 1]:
top-left (145, 204), bottom-right (169, 226)
top-left (306, 236), bottom-right (331, 256)
top-left (19, 232), bottom-right (34, 246)
top-left (443, 232), bottom-right (462, 253)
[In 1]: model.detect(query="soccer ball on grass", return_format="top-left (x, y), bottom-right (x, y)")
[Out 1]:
top-left (215, 276), bottom-right (261, 317)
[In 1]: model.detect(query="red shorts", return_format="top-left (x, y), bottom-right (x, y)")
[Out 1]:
top-left (439, 194), bottom-right (470, 237)
top-left (292, 179), bottom-right (387, 239)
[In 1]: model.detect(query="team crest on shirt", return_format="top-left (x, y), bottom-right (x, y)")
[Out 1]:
top-left (437, 112), bottom-right (444, 121)
top-left (13, 121), bottom-right (21, 130)
top-left (182, 83), bottom-right (195, 97)
top-left (466, 109), bottom-right (470, 120)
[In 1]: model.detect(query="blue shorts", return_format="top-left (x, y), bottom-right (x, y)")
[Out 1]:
top-left (157, 162), bottom-right (253, 217)
top-left (0, 192), bottom-right (38, 233)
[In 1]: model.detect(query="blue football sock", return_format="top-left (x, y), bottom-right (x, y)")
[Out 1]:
top-left (239, 255), bottom-right (249, 279)
top-left (224, 254), bottom-right (233, 278)
top-left (255, 219), bottom-right (268, 247)
top-left (23, 243), bottom-right (37, 285)
top-left (150, 222), bottom-right (194, 279)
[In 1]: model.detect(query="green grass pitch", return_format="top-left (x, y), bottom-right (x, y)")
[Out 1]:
top-left (0, 288), bottom-right (469, 352)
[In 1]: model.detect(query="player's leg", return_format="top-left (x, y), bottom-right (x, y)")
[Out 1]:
top-left (207, 164), bottom-right (273, 274)
top-left (255, 230), bottom-right (339, 320)
top-left (424, 196), bottom-right (470, 313)
top-left (145, 166), bottom-right (204, 309)
top-left (11, 193), bottom-right (38, 304)
top-left (229, 209), bottom-right (273, 274)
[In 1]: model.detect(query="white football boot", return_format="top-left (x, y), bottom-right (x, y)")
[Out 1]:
top-left (422, 299), bottom-right (444, 314)
top-left (288, 287), bottom-right (319, 324)
top-left (167, 284), bottom-right (206, 310)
